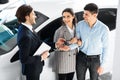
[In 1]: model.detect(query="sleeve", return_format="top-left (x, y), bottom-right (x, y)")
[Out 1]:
top-left (69, 44), bottom-right (79, 50)
top-left (100, 27), bottom-right (110, 67)
top-left (76, 22), bottom-right (81, 39)
top-left (68, 24), bottom-right (82, 50)
top-left (54, 29), bottom-right (64, 42)
top-left (18, 36), bottom-right (42, 64)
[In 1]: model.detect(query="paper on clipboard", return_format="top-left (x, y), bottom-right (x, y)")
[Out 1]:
top-left (34, 42), bottom-right (51, 56)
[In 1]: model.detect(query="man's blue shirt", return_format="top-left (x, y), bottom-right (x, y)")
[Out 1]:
top-left (70, 19), bottom-right (109, 67)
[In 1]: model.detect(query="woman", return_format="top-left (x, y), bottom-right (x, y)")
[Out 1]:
top-left (54, 8), bottom-right (79, 80)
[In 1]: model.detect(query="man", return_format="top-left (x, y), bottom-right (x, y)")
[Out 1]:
top-left (15, 4), bottom-right (49, 80)
top-left (75, 3), bottom-right (109, 80)
top-left (15, 4), bottom-right (64, 80)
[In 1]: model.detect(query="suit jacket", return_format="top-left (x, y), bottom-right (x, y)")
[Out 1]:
top-left (53, 25), bottom-right (78, 73)
top-left (17, 24), bottom-right (44, 76)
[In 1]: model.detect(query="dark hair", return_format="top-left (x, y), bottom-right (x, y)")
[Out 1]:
top-left (15, 4), bottom-right (33, 23)
top-left (84, 3), bottom-right (99, 14)
top-left (62, 8), bottom-right (77, 26)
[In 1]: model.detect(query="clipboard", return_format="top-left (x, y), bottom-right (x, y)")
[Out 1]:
top-left (34, 42), bottom-right (51, 56)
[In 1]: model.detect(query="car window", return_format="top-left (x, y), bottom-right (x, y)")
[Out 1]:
top-left (0, 24), bottom-right (17, 55)
top-left (98, 8), bottom-right (117, 31)
top-left (0, 11), bottom-right (49, 55)
top-left (33, 11), bottom-right (49, 29)
top-left (38, 17), bottom-right (62, 42)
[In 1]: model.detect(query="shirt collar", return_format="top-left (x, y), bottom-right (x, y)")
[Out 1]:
top-left (22, 23), bottom-right (33, 32)
top-left (66, 25), bottom-right (75, 32)
top-left (66, 25), bottom-right (75, 37)
top-left (92, 19), bottom-right (98, 28)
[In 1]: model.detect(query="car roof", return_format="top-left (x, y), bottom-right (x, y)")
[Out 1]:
top-left (30, 1), bottom-right (76, 18)
top-left (30, 0), bottom-right (118, 18)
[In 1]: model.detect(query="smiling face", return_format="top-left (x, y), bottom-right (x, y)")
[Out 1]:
top-left (83, 3), bottom-right (98, 24)
top-left (62, 12), bottom-right (74, 26)
top-left (83, 10), bottom-right (97, 23)
top-left (25, 10), bottom-right (37, 25)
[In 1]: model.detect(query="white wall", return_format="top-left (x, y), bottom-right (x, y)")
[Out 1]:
top-left (112, 0), bottom-right (120, 80)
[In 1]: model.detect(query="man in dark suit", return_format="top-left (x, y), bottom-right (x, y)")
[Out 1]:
top-left (15, 4), bottom-right (49, 80)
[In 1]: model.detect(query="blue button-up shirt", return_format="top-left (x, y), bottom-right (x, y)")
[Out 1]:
top-left (70, 20), bottom-right (109, 67)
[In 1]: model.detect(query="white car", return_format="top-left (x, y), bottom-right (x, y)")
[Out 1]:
top-left (0, 0), bottom-right (118, 80)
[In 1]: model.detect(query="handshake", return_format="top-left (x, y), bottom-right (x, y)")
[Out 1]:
top-left (55, 37), bottom-right (82, 51)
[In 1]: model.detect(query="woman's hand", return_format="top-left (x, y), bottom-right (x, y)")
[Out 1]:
top-left (55, 38), bottom-right (66, 48)
top-left (59, 45), bottom-right (70, 51)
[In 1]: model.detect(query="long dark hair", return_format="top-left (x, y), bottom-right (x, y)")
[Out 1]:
top-left (62, 8), bottom-right (77, 27)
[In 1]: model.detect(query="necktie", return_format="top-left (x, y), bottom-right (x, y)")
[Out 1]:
top-left (32, 28), bottom-right (36, 33)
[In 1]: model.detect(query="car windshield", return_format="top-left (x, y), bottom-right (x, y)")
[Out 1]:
top-left (0, 11), bottom-right (49, 55)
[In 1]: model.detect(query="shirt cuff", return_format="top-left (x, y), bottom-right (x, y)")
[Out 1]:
top-left (69, 44), bottom-right (79, 50)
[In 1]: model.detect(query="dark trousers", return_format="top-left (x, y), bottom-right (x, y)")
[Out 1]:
top-left (26, 74), bottom-right (40, 80)
top-left (58, 72), bottom-right (74, 80)
top-left (76, 51), bottom-right (100, 80)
